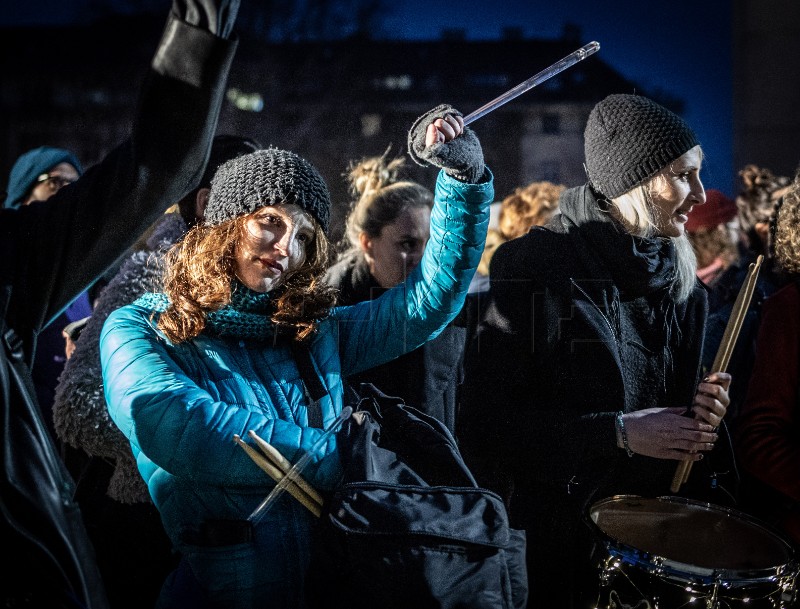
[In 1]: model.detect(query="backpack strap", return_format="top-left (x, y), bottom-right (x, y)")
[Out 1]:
top-left (289, 341), bottom-right (327, 429)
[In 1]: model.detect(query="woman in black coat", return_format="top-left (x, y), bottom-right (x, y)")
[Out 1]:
top-left (459, 94), bottom-right (731, 607)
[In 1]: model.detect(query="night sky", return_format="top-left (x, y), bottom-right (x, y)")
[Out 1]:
top-left (381, 0), bottom-right (733, 194)
top-left (2, 0), bottom-right (734, 193)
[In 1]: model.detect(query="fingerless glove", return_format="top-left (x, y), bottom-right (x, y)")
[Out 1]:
top-left (407, 104), bottom-right (486, 184)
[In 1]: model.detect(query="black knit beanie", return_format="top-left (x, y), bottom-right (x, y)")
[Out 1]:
top-left (205, 147), bottom-right (331, 232)
top-left (584, 94), bottom-right (700, 199)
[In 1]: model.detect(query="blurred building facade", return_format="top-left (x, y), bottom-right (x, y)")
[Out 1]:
top-left (1, 16), bottom-right (648, 240)
top-left (733, 0), bottom-right (800, 180)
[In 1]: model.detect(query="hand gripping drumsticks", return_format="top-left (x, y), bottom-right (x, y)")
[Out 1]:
top-left (462, 41), bottom-right (600, 126)
top-left (234, 433), bottom-right (324, 517)
top-left (244, 406), bottom-right (353, 523)
top-left (670, 255), bottom-right (764, 493)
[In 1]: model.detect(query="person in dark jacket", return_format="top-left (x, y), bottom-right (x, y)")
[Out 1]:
top-left (0, 1), bottom-right (239, 606)
top-left (3, 146), bottom-right (93, 443)
top-left (459, 93), bottom-right (731, 607)
top-left (324, 151), bottom-right (467, 433)
top-left (735, 168), bottom-right (800, 549)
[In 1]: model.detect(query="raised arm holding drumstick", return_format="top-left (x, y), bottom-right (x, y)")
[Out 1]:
top-left (99, 105), bottom-right (494, 607)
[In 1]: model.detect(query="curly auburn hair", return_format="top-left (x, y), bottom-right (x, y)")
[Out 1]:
top-left (736, 164), bottom-right (791, 235)
top-left (498, 180), bottom-right (565, 240)
top-left (158, 212), bottom-right (336, 343)
top-left (773, 170), bottom-right (800, 274)
top-left (477, 180), bottom-right (566, 276)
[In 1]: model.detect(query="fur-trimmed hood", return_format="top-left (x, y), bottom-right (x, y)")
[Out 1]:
top-left (53, 213), bottom-right (187, 503)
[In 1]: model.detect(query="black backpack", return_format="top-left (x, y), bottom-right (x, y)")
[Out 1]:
top-left (306, 384), bottom-right (528, 609)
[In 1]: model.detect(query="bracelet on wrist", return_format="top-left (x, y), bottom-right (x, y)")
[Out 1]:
top-left (615, 411), bottom-right (634, 458)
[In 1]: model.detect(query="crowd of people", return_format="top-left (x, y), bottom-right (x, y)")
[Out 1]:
top-left (2, 1), bottom-right (799, 608)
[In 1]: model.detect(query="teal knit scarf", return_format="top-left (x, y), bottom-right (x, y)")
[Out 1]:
top-left (206, 284), bottom-right (280, 339)
top-left (138, 283), bottom-right (283, 341)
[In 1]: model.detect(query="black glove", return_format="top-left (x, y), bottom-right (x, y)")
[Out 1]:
top-left (173, 0), bottom-right (240, 38)
top-left (407, 104), bottom-right (485, 184)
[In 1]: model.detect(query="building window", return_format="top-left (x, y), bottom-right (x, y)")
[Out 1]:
top-left (372, 75), bottom-right (412, 90)
top-left (361, 114), bottom-right (381, 137)
top-left (226, 88), bottom-right (264, 112)
top-left (542, 113), bottom-right (561, 135)
top-left (538, 160), bottom-right (561, 183)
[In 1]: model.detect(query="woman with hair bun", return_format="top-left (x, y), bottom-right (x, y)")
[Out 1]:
top-left (325, 149), bottom-right (466, 434)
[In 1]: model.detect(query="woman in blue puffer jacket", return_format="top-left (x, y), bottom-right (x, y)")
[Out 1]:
top-left (99, 105), bottom-right (493, 608)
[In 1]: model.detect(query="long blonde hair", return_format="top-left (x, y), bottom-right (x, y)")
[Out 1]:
top-left (610, 173), bottom-right (698, 303)
top-left (158, 212), bottom-right (336, 343)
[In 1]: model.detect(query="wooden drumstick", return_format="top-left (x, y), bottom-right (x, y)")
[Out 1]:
top-left (233, 435), bottom-right (322, 517)
top-left (246, 430), bottom-right (325, 506)
top-left (671, 259), bottom-right (758, 489)
top-left (670, 255), bottom-right (763, 493)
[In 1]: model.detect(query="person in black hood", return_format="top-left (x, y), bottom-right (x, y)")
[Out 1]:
top-left (0, 1), bottom-right (239, 606)
top-left (459, 93), bottom-right (732, 607)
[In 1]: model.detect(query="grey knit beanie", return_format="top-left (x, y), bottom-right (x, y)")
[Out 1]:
top-left (584, 94), bottom-right (700, 199)
top-left (205, 147), bottom-right (331, 232)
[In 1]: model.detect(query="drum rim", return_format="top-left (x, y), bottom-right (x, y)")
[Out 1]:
top-left (587, 494), bottom-right (799, 582)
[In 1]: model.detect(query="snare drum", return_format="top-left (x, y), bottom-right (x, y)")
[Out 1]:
top-left (588, 495), bottom-right (798, 609)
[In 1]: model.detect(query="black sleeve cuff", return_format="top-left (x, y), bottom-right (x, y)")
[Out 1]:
top-left (152, 13), bottom-right (238, 89)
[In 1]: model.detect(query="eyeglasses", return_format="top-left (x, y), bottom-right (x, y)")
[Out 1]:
top-left (35, 172), bottom-right (77, 191)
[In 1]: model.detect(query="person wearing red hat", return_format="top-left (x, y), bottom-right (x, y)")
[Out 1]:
top-left (686, 188), bottom-right (740, 287)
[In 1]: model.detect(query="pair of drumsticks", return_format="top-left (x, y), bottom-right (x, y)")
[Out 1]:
top-left (234, 431), bottom-right (324, 517)
top-left (670, 255), bottom-right (764, 493)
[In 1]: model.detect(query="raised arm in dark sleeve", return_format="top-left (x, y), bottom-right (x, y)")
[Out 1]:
top-left (0, 3), bottom-right (239, 608)
top-left (4, 0), bottom-right (239, 354)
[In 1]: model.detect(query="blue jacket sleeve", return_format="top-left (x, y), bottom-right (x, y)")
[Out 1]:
top-left (333, 169), bottom-right (493, 376)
